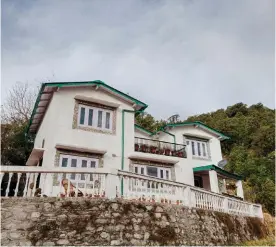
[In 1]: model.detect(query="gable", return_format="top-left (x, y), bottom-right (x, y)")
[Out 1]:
top-left (164, 122), bottom-right (230, 141)
top-left (27, 80), bottom-right (148, 134)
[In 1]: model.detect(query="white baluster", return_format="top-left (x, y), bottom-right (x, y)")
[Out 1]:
top-left (23, 173), bottom-right (30, 197)
top-left (59, 173), bottom-right (63, 197)
top-left (49, 174), bottom-right (54, 197)
top-left (31, 173), bottom-right (39, 197)
top-left (84, 174), bottom-right (88, 198)
top-left (0, 173), bottom-right (3, 185)
top-left (14, 173), bottom-right (22, 197)
top-left (5, 173), bottom-right (12, 197)
top-left (41, 173), bottom-right (47, 197)
top-left (75, 174), bottom-right (79, 197)
top-left (67, 179), bottom-right (71, 197)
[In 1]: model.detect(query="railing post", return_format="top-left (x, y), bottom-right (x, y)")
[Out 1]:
top-left (223, 197), bottom-right (229, 214)
top-left (105, 169), bottom-right (119, 199)
top-left (183, 186), bottom-right (192, 207)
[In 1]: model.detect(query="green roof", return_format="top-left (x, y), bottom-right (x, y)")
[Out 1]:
top-left (193, 165), bottom-right (243, 180)
top-left (27, 80), bottom-right (148, 134)
top-left (134, 124), bottom-right (153, 135)
top-left (164, 121), bottom-right (230, 140)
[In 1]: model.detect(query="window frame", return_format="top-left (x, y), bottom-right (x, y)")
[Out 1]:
top-left (77, 104), bottom-right (113, 132)
top-left (59, 154), bottom-right (99, 186)
top-left (133, 164), bottom-right (171, 180)
top-left (190, 139), bottom-right (210, 159)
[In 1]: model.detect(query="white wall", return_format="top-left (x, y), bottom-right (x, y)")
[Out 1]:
top-left (134, 129), bottom-right (151, 139)
top-left (155, 126), bottom-right (224, 186)
top-left (34, 86), bottom-right (137, 195)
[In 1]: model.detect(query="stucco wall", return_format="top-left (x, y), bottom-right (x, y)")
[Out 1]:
top-left (1, 198), bottom-right (268, 246)
top-left (34, 87), bottom-right (137, 193)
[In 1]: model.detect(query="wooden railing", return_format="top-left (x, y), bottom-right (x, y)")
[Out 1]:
top-left (134, 137), bottom-right (187, 158)
top-left (0, 166), bottom-right (263, 218)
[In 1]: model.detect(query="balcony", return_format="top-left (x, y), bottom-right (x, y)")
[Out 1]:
top-left (134, 137), bottom-right (187, 158)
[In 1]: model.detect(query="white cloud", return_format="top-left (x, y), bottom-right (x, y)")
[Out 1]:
top-left (2, 0), bottom-right (274, 120)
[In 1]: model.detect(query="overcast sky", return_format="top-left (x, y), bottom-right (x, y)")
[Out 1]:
top-left (2, 0), bottom-right (275, 120)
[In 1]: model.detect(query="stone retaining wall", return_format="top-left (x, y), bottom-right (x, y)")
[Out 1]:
top-left (1, 198), bottom-right (268, 246)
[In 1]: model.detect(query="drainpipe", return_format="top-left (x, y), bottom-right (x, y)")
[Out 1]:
top-left (121, 109), bottom-right (144, 196)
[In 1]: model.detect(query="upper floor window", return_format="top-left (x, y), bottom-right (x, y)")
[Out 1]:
top-left (189, 139), bottom-right (209, 159)
top-left (78, 104), bottom-right (113, 132)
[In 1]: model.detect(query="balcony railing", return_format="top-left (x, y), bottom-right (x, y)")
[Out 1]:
top-left (134, 137), bottom-right (187, 158)
top-left (0, 166), bottom-right (263, 218)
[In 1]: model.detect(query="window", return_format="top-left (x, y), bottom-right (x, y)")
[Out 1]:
top-left (189, 139), bottom-right (209, 158)
top-left (88, 109), bottom-right (93, 126)
top-left (147, 166), bottom-right (158, 177)
top-left (191, 141), bottom-right (195, 155)
top-left (133, 164), bottom-right (171, 180)
top-left (59, 154), bottom-right (99, 186)
top-left (78, 104), bottom-right (113, 132)
top-left (194, 176), bottom-right (203, 188)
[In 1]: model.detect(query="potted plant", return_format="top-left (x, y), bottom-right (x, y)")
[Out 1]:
top-left (164, 145), bottom-right (171, 156)
top-left (135, 143), bottom-right (139, 151)
top-left (178, 151), bottom-right (184, 158)
top-left (141, 144), bottom-right (148, 153)
top-left (150, 145), bottom-right (157, 154)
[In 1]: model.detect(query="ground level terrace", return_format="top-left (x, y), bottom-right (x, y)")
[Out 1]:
top-left (0, 166), bottom-right (263, 218)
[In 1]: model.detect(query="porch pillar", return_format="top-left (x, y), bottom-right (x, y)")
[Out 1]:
top-left (235, 180), bottom-right (244, 199)
top-left (209, 170), bottom-right (219, 193)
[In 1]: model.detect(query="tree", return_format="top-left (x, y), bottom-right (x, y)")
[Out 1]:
top-left (1, 82), bottom-right (37, 166)
top-left (1, 82), bottom-right (37, 124)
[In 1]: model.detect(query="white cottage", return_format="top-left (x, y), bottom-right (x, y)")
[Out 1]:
top-left (25, 80), bottom-right (244, 200)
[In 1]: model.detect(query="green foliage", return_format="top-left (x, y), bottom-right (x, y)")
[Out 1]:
top-left (135, 112), bottom-right (166, 132)
top-left (1, 121), bottom-right (33, 166)
top-left (136, 102), bottom-right (275, 215)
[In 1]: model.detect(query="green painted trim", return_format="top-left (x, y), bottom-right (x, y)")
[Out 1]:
top-left (26, 80), bottom-right (148, 134)
top-left (193, 165), bottom-right (243, 180)
top-left (26, 84), bottom-right (46, 134)
top-left (164, 121), bottom-right (230, 140)
top-left (134, 124), bottom-right (153, 135)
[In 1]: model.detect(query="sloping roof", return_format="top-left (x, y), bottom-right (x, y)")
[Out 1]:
top-left (193, 165), bottom-right (243, 180)
top-left (163, 121), bottom-right (230, 140)
top-left (134, 124), bottom-right (153, 135)
top-left (26, 80), bottom-right (148, 134)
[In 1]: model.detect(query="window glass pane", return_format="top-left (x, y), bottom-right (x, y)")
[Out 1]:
top-left (147, 166), bottom-right (158, 177)
top-left (97, 110), bottom-right (103, 127)
top-left (71, 159), bottom-right (77, 167)
top-left (90, 161), bottom-right (96, 168)
top-left (141, 167), bottom-right (144, 175)
top-left (61, 158), bottom-right (68, 167)
top-left (160, 170), bottom-right (164, 179)
top-left (79, 107), bottom-right (85, 125)
top-left (191, 141), bottom-right (195, 155)
top-left (197, 142), bottom-right (201, 156)
top-left (81, 174), bottom-right (86, 180)
top-left (82, 160), bottom-right (87, 168)
top-left (134, 167), bottom-right (138, 173)
top-left (202, 143), bottom-right (206, 156)
top-left (105, 112), bottom-right (111, 129)
top-left (166, 170), bottom-right (169, 180)
top-left (70, 174), bottom-right (76, 180)
top-left (88, 109), bottom-right (93, 126)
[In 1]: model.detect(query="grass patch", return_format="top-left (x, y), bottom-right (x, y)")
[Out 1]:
top-left (241, 236), bottom-right (275, 246)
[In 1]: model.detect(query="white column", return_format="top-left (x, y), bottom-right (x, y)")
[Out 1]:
top-left (209, 170), bottom-right (219, 193)
top-left (235, 180), bottom-right (244, 199)
top-left (105, 169), bottom-right (119, 199)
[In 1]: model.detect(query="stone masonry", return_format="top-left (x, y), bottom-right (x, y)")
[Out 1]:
top-left (1, 197), bottom-right (268, 246)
